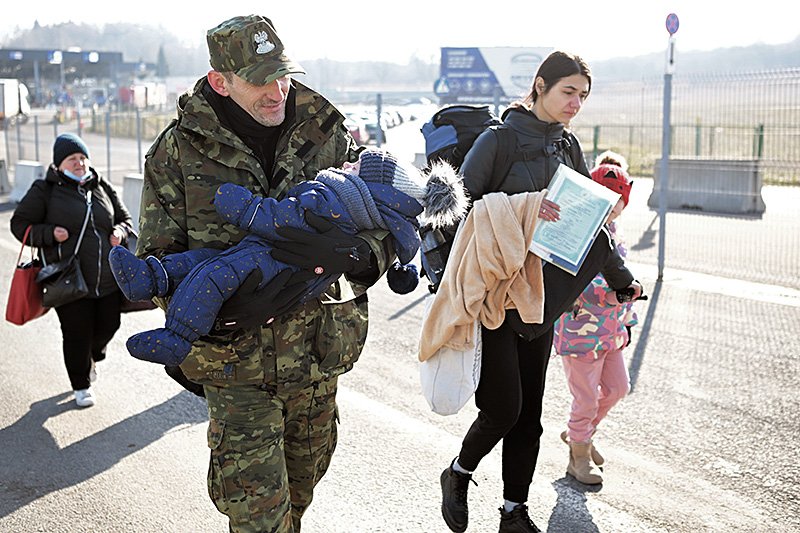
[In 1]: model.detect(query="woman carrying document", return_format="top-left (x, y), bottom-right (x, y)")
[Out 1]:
top-left (437, 51), bottom-right (642, 533)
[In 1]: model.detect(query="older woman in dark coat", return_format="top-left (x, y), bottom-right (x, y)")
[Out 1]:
top-left (11, 133), bottom-right (133, 407)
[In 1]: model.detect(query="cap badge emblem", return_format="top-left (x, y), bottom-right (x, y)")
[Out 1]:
top-left (254, 31), bottom-right (275, 54)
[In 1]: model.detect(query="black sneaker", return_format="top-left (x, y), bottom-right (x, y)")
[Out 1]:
top-left (440, 461), bottom-right (475, 533)
top-left (498, 504), bottom-right (541, 533)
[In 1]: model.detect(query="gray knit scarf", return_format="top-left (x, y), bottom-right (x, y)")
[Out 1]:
top-left (315, 169), bottom-right (388, 231)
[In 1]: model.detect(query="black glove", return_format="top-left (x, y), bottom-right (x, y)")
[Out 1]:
top-left (270, 211), bottom-right (374, 277)
top-left (212, 268), bottom-right (316, 334)
top-left (615, 287), bottom-right (636, 303)
top-left (164, 365), bottom-right (205, 398)
top-left (615, 286), bottom-right (649, 303)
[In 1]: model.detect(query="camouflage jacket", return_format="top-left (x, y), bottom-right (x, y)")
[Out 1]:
top-left (553, 223), bottom-right (639, 358)
top-left (138, 78), bottom-right (394, 387)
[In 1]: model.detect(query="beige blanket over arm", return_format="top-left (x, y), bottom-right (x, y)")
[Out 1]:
top-left (418, 191), bottom-right (546, 362)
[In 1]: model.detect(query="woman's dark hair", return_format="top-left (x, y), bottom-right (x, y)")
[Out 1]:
top-left (516, 51), bottom-right (592, 107)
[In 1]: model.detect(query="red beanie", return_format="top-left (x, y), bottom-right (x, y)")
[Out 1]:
top-left (590, 164), bottom-right (632, 206)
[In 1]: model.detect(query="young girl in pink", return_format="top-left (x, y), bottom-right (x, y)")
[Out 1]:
top-left (553, 150), bottom-right (641, 485)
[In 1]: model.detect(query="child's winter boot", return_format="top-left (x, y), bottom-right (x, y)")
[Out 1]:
top-left (126, 327), bottom-right (192, 367)
top-left (109, 245), bottom-right (169, 301)
top-left (561, 430), bottom-right (604, 467)
top-left (567, 440), bottom-right (603, 485)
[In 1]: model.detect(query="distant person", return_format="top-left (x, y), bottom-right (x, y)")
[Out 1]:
top-left (10, 133), bottom-right (133, 408)
top-left (554, 150), bottom-right (643, 485)
top-left (436, 51), bottom-right (642, 532)
top-left (135, 14), bottom-right (407, 532)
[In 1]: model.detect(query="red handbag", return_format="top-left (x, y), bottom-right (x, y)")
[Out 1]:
top-left (5, 226), bottom-right (49, 325)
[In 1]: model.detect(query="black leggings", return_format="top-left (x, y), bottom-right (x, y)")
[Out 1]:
top-left (457, 320), bottom-right (553, 503)
top-left (54, 292), bottom-right (121, 391)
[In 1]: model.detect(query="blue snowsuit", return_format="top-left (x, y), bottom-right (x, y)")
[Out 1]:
top-left (114, 173), bottom-right (423, 366)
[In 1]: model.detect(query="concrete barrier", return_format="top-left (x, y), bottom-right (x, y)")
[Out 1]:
top-left (123, 173), bottom-right (144, 232)
top-left (0, 159), bottom-right (10, 194)
top-left (648, 158), bottom-right (766, 214)
top-left (10, 160), bottom-right (45, 203)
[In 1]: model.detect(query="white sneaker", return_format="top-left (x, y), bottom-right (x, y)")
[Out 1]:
top-left (75, 388), bottom-right (96, 408)
top-left (89, 361), bottom-right (97, 383)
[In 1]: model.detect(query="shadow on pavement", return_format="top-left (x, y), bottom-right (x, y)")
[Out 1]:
top-left (627, 279), bottom-right (661, 393)
top-left (0, 390), bottom-right (207, 519)
top-left (387, 291), bottom-right (430, 320)
top-left (546, 476), bottom-right (602, 532)
top-left (629, 213), bottom-right (658, 252)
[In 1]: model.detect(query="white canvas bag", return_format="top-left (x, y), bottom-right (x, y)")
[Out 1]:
top-left (419, 298), bottom-right (482, 416)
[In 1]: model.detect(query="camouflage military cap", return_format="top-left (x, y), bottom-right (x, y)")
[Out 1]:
top-left (207, 15), bottom-right (305, 86)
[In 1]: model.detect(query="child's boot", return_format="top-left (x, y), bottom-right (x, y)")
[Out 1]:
top-left (126, 327), bottom-right (192, 367)
top-left (589, 430), bottom-right (605, 467)
top-left (561, 430), bottom-right (604, 468)
top-left (567, 440), bottom-right (603, 485)
top-left (109, 246), bottom-right (169, 301)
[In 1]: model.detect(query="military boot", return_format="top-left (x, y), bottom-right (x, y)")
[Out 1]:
top-left (441, 460), bottom-right (475, 532)
top-left (498, 504), bottom-right (542, 532)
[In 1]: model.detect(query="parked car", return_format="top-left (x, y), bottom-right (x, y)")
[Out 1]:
top-left (364, 121), bottom-right (386, 144)
top-left (348, 111), bottom-right (386, 145)
top-left (345, 115), bottom-right (370, 145)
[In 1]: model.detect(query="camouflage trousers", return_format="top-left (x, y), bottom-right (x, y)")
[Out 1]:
top-left (205, 378), bottom-right (339, 533)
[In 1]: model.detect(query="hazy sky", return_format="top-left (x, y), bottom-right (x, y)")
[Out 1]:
top-left (3, 1), bottom-right (798, 64)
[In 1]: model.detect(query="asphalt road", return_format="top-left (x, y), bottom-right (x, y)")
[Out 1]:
top-left (0, 115), bottom-right (798, 532)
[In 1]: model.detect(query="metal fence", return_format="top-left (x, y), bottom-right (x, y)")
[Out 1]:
top-left (0, 107), bottom-right (174, 184)
top-left (566, 69), bottom-right (800, 292)
top-left (2, 69), bottom-right (799, 290)
top-left (573, 68), bottom-right (800, 185)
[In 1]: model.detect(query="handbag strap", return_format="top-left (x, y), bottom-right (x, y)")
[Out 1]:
top-left (42, 189), bottom-right (93, 266)
top-left (16, 225), bottom-right (34, 266)
top-left (71, 189), bottom-right (93, 257)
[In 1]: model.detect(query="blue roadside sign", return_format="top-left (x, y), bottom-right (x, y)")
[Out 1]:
top-left (434, 77), bottom-right (450, 95)
top-left (666, 13), bottom-right (680, 35)
top-left (437, 47), bottom-right (551, 105)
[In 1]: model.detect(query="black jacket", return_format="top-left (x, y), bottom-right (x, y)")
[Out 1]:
top-left (459, 104), bottom-right (634, 339)
top-left (461, 105), bottom-right (590, 200)
top-left (10, 166), bottom-right (133, 299)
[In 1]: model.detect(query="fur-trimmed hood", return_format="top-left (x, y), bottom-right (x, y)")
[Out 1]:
top-left (419, 161), bottom-right (468, 229)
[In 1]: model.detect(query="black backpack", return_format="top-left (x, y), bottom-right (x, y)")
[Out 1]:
top-left (418, 104), bottom-right (577, 293)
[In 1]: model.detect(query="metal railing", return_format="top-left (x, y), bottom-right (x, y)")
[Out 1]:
top-left (574, 68), bottom-right (800, 185)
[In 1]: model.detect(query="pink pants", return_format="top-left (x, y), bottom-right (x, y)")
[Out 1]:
top-left (561, 347), bottom-right (630, 443)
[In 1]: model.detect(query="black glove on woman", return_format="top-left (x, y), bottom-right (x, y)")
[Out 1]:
top-left (269, 211), bottom-right (375, 277)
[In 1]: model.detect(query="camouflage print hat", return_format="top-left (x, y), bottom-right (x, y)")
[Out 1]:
top-left (207, 15), bottom-right (305, 85)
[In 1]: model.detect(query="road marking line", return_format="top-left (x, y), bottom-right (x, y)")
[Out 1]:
top-left (628, 261), bottom-right (800, 307)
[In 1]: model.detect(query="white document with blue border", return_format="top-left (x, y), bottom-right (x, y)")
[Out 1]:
top-left (529, 164), bottom-right (620, 275)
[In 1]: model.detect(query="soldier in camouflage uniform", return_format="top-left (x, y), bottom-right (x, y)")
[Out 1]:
top-left (137, 15), bottom-right (395, 532)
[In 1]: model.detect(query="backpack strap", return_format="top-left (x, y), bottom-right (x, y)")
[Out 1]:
top-left (486, 125), bottom-right (518, 192)
top-left (562, 130), bottom-right (584, 171)
top-left (487, 126), bottom-right (582, 192)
